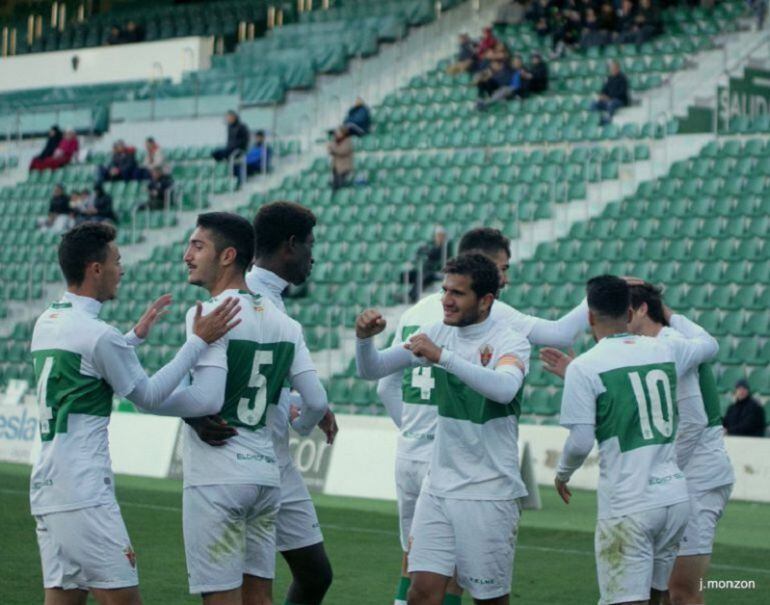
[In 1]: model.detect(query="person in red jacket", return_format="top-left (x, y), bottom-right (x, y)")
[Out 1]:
top-left (30, 128), bottom-right (79, 171)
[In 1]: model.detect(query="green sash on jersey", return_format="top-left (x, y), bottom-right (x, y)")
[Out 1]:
top-left (596, 362), bottom-right (678, 452)
top-left (220, 340), bottom-right (295, 430)
top-left (32, 349), bottom-right (114, 442)
top-left (433, 367), bottom-right (522, 424)
top-left (697, 364), bottom-right (723, 428)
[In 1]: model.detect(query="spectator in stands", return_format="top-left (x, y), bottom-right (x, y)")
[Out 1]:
top-left (723, 379), bottom-right (766, 437)
top-left (29, 126), bottom-right (62, 169)
top-left (106, 25), bottom-right (124, 45)
top-left (212, 110), bottom-right (250, 163)
top-left (527, 52), bottom-right (549, 93)
top-left (123, 20), bottom-right (145, 43)
top-left (526, 0), bottom-right (553, 33)
top-left (634, 0), bottom-right (663, 41)
top-left (29, 128), bottom-right (79, 171)
top-left (598, 2), bottom-right (617, 36)
top-left (474, 59), bottom-right (513, 99)
top-left (476, 55), bottom-right (529, 110)
top-left (244, 130), bottom-right (271, 176)
top-left (402, 226), bottom-right (450, 302)
top-left (74, 186), bottom-right (117, 224)
top-left (344, 98), bottom-right (371, 136)
top-left (140, 167), bottom-right (174, 211)
top-left (97, 140), bottom-right (138, 183)
top-left (591, 60), bottom-right (630, 124)
top-left (137, 137), bottom-right (167, 180)
top-left (616, 0), bottom-right (638, 41)
top-left (447, 33), bottom-right (479, 74)
top-left (581, 7), bottom-right (609, 49)
top-left (550, 3), bottom-right (582, 57)
top-left (476, 27), bottom-right (499, 60)
top-left (749, 0), bottom-right (768, 30)
top-left (37, 184), bottom-right (73, 234)
top-left (328, 125), bottom-right (354, 191)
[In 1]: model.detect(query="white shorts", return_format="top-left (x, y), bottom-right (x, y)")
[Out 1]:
top-left (183, 484), bottom-right (280, 594)
top-left (595, 501), bottom-right (690, 605)
top-left (277, 463), bottom-right (323, 552)
top-left (678, 484), bottom-right (732, 557)
top-left (395, 457), bottom-right (430, 552)
top-left (35, 500), bottom-right (138, 590)
top-left (408, 492), bottom-right (520, 600)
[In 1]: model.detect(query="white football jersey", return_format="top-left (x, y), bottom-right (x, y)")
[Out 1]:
top-left (182, 289), bottom-right (314, 488)
top-left (560, 333), bottom-right (711, 519)
top-left (30, 292), bottom-right (145, 515)
top-left (393, 291), bottom-right (540, 462)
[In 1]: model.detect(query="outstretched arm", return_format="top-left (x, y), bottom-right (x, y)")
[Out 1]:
top-left (356, 338), bottom-right (414, 380)
top-left (527, 299), bottom-right (589, 348)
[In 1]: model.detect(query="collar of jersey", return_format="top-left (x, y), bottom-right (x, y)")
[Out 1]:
top-left (249, 266), bottom-right (289, 302)
top-left (61, 291), bottom-right (102, 317)
top-left (605, 332), bottom-right (633, 339)
top-left (209, 288), bottom-right (260, 302)
top-left (456, 315), bottom-right (493, 339)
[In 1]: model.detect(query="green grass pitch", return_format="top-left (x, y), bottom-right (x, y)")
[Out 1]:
top-left (1, 461), bottom-right (767, 603)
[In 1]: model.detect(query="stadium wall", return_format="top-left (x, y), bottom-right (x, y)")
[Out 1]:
top-left (0, 36), bottom-right (213, 92)
top-left (2, 405), bottom-right (767, 502)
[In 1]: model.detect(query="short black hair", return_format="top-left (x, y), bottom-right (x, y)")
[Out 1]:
top-left (196, 212), bottom-right (254, 273)
top-left (458, 227), bottom-right (510, 258)
top-left (253, 201), bottom-right (316, 257)
top-left (629, 282), bottom-right (669, 326)
top-left (255, 130), bottom-right (265, 137)
top-left (586, 274), bottom-right (630, 320)
top-left (444, 253), bottom-right (500, 299)
top-left (58, 222), bottom-right (117, 286)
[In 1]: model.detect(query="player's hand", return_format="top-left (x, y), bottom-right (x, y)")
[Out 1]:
top-left (356, 309), bottom-right (386, 339)
top-left (186, 415), bottom-right (237, 446)
top-left (405, 334), bottom-right (442, 364)
top-left (133, 294), bottom-right (172, 340)
top-left (192, 297), bottom-right (241, 343)
top-left (540, 348), bottom-right (574, 379)
top-left (555, 477), bottom-right (572, 504)
top-left (318, 409), bottom-right (338, 445)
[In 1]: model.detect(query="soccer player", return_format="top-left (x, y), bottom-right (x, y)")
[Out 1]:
top-left (542, 281), bottom-right (734, 605)
top-left (376, 228), bottom-right (589, 605)
top-left (179, 212), bottom-right (329, 605)
top-left (190, 201), bottom-right (336, 604)
top-left (356, 253), bottom-right (531, 605)
top-left (30, 222), bottom-right (240, 605)
top-left (550, 275), bottom-right (719, 605)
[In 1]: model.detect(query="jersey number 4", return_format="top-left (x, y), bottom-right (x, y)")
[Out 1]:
top-left (36, 356), bottom-right (55, 438)
top-left (629, 369), bottom-right (674, 440)
top-left (411, 366), bottom-right (435, 400)
top-left (237, 349), bottom-right (273, 426)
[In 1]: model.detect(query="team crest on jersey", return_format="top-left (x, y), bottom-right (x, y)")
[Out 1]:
top-left (123, 546), bottom-right (137, 568)
top-left (479, 344), bottom-right (494, 367)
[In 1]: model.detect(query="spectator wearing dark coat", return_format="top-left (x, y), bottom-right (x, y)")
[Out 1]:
top-left (344, 98), bottom-right (371, 136)
top-left (140, 167), bottom-right (174, 211)
top-left (476, 55), bottom-right (529, 110)
top-left (37, 184), bottom-right (73, 233)
top-left (527, 53), bottom-right (549, 93)
top-left (97, 140), bottom-right (138, 183)
top-left (74, 186), bottom-right (117, 224)
top-left (591, 60), bottom-right (630, 124)
top-left (447, 33), bottom-right (479, 74)
top-left (30, 126), bottom-right (62, 168)
top-left (724, 379), bottom-right (766, 437)
top-left (212, 111), bottom-right (250, 162)
top-left (475, 59), bottom-right (513, 98)
top-left (123, 21), bottom-right (145, 43)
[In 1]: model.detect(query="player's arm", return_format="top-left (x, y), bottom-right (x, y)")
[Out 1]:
top-left (665, 313), bottom-right (719, 374)
top-left (526, 298), bottom-right (590, 348)
top-left (376, 315), bottom-right (406, 428)
top-left (407, 332), bottom-right (530, 404)
top-left (554, 362), bottom-right (597, 503)
top-left (93, 299), bottom-right (240, 413)
top-left (675, 395), bottom-right (707, 470)
top-left (287, 330), bottom-right (329, 436)
top-left (355, 309), bottom-right (415, 380)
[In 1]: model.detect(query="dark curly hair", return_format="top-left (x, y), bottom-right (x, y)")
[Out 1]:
top-left (444, 253), bottom-right (501, 299)
top-left (253, 201), bottom-right (316, 257)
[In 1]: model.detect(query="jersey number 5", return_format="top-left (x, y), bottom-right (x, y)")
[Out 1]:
top-left (628, 369), bottom-right (674, 440)
top-left (237, 349), bottom-right (273, 426)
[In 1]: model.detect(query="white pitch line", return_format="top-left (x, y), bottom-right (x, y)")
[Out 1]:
top-left (3, 488), bottom-right (769, 576)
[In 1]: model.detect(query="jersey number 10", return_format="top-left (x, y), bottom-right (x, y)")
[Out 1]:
top-left (628, 369), bottom-right (674, 440)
